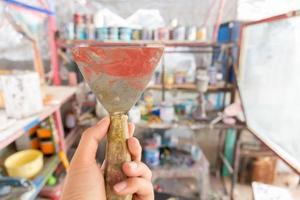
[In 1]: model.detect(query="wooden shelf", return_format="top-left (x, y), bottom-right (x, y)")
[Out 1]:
top-left (0, 86), bottom-right (77, 150)
top-left (147, 83), bottom-right (233, 92)
top-left (57, 39), bottom-right (217, 48)
top-left (136, 120), bottom-right (245, 130)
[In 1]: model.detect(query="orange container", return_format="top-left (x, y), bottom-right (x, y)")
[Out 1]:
top-left (252, 157), bottom-right (277, 184)
top-left (37, 129), bottom-right (52, 139)
top-left (28, 126), bottom-right (39, 137)
top-left (30, 137), bottom-right (40, 149)
top-left (40, 141), bottom-right (55, 155)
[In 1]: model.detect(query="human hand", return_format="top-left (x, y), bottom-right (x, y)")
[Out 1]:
top-left (61, 117), bottom-right (153, 200)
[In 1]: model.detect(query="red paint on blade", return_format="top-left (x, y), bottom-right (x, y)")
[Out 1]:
top-left (72, 47), bottom-right (163, 78)
top-left (83, 66), bottom-right (93, 80)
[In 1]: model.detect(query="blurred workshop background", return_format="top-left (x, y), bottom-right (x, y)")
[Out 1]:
top-left (0, 0), bottom-right (300, 200)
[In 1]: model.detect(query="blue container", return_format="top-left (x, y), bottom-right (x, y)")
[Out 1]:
top-left (144, 147), bottom-right (160, 167)
top-left (218, 21), bottom-right (241, 43)
top-left (76, 26), bottom-right (87, 40)
top-left (108, 27), bottom-right (119, 41)
top-left (96, 27), bottom-right (108, 41)
top-left (119, 27), bottom-right (132, 41)
top-left (214, 21), bottom-right (242, 83)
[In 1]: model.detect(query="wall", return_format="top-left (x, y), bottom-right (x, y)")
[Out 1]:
top-left (237, 0), bottom-right (300, 21)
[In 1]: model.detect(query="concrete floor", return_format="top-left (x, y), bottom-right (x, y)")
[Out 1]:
top-left (192, 128), bottom-right (300, 200)
top-left (136, 126), bottom-right (300, 200)
top-left (210, 175), bottom-right (300, 200)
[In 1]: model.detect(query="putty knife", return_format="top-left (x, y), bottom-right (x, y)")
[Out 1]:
top-left (72, 46), bottom-right (163, 200)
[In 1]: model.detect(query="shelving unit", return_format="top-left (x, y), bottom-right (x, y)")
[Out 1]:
top-left (0, 86), bottom-right (78, 199)
top-left (136, 120), bottom-right (245, 130)
top-left (30, 155), bottom-right (60, 200)
top-left (56, 39), bottom-right (217, 48)
top-left (147, 83), bottom-right (233, 92)
top-left (152, 155), bottom-right (210, 200)
top-left (55, 38), bottom-right (238, 200)
top-left (0, 86), bottom-right (77, 150)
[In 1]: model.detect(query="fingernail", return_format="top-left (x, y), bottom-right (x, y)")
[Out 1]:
top-left (129, 162), bottom-right (137, 169)
top-left (114, 181), bottom-right (127, 192)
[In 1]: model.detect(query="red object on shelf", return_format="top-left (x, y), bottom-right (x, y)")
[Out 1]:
top-left (40, 178), bottom-right (64, 200)
top-left (53, 109), bottom-right (65, 151)
top-left (73, 13), bottom-right (81, 25)
top-left (48, 16), bottom-right (61, 85)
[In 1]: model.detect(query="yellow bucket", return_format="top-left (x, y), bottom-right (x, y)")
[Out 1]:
top-left (4, 149), bottom-right (44, 179)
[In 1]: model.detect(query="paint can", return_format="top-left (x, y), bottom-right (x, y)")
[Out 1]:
top-left (183, 99), bottom-right (195, 116)
top-left (160, 102), bottom-right (175, 123)
top-left (108, 27), bottom-right (119, 41)
top-left (77, 14), bottom-right (88, 40)
top-left (208, 66), bottom-right (218, 85)
top-left (172, 26), bottom-right (185, 40)
top-left (141, 28), bottom-right (153, 40)
top-left (119, 27), bottom-right (132, 41)
top-left (196, 27), bottom-right (207, 41)
top-left (144, 142), bottom-right (160, 167)
top-left (132, 29), bottom-right (141, 40)
top-left (40, 141), bottom-right (55, 155)
top-left (96, 27), bottom-right (108, 41)
top-left (175, 103), bottom-right (186, 116)
top-left (153, 134), bottom-right (162, 147)
top-left (154, 71), bottom-right (162, 84)
top-left (65, 22), bottom-right (75, 40)
top-left (73, 13), bottom-right (81, 25)
top-left (164, 73), bottom-right (174, 87)
top-left (87, 15), bottom-right (95, 40)
top-left (77, 26), bottom-right (87, 40)
top-left (155, 27), bottom-right (169, 41)
top-left (174, 71), bottom-right (186, 84)
top-left (186, 26), bottom-right (197, 41)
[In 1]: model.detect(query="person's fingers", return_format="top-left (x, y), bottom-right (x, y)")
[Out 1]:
top-left (100, 159), bottom-right (106, 173)
top-left (127, 137), bottom-right (142, 161)
top-left (122, 161), bottom-right (152, 181)
top-left (71, 117), bottom-right (110, 166)
top-left (128, 123), bottom-right (135, 137)
top-left (113, 178), bottom-right (154, 199)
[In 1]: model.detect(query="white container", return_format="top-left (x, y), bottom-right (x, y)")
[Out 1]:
top-left (1, 71), bottom-right (43, 119)
top-left (128, 106), bottom-right (141, 123)
top-left (160, 102), bottom-right (175, 123)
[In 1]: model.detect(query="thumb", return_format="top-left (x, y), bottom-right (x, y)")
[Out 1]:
top-left (71, 117), bottom-right (110, 166)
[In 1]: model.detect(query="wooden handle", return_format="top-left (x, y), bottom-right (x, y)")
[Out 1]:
top-left (105, 114), bottom-right (132, 200)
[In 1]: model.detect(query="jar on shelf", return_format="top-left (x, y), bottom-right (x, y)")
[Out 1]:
top-left (164, 73), bottom-right (174, 87)
top-left (160, 102), bottom-right (175, 123)
top-left (132, 29), bottom-right (141, 40)
top-left (144, 91), bottom-right (154, 112)
top-left (186, 26), bottom-right (197, 41)
top-left (174, 71), bottom-right (187, 84)
top-left (119, 27), bottom-right (133, 41)
top-left (108, 27), bottom-right (119, 41)
top-left (96, 27), bottom-right (108, 41)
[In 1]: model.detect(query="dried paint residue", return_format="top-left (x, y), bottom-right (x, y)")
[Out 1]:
top-left (72, 47), bottom-right (163, 78)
